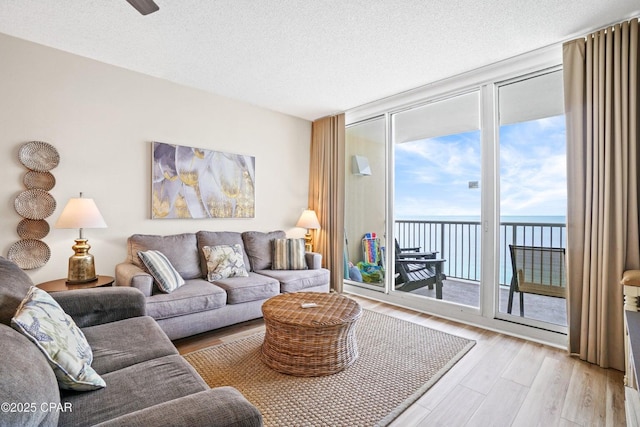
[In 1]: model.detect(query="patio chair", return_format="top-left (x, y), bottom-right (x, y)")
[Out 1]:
top-left (394, 239), bottom-right (444, 277)
top-left (394, 239), bottom-right (446, 299)
top-left (508, 245), bottom-right (567, 316)
top-left (357, 234), bottom-right (385, 284)
top-left (363, 235), bottom-right (384, 266)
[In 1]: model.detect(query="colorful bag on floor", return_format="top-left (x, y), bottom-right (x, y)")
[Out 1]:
top-left (357, 261), bottom-right (384, 283)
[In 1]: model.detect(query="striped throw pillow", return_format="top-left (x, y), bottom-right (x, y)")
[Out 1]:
top-left (138, 250), bottom-right (185, 293)
top-left (272, 238), bottom-right (307, 270)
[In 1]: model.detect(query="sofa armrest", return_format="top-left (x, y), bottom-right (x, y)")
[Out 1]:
top-left (116, 262), bottom-right (154, 296)
top-left (305, 252), bottom-right (322, 270)
top-left (93, 387), bottom-right (263, 427)
top-left (52, 287), bottom-right (146, 328)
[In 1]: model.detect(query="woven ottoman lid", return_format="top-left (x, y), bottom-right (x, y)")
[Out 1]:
top-left (262, 292), bottom-right (361, 327)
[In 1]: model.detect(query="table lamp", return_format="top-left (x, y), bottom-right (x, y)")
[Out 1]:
top-left (55, 192), bottom-right (107, 283)
top-left (296, 209), bottom-right (321, 252)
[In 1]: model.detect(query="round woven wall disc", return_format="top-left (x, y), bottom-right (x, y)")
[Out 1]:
top-left (7, 239), bottom-right (51, 270)
top-left (17, 219), bottom-right (50, 239)
top-left (23, 171), bottom-right (56, 191)
top-left (14, 189), bottom-right (56, 220)
top-left (18, 141), bottom-right (60, 172)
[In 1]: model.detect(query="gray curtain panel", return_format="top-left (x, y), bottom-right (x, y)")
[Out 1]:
top-left (563, 18), bottom-right (640, 370)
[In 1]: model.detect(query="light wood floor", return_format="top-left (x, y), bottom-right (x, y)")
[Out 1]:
top-left (174, 295), bottom-right (626, 427)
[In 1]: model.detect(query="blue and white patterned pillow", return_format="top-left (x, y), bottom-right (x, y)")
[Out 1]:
top-left (202, 244), bottom-right (249, 281)
top-left (272, 238), bottom-right (307, 270)
top-left (11, 286), bottom-right (106, 391)
top-left (138, 250), bottom-right (185, 293)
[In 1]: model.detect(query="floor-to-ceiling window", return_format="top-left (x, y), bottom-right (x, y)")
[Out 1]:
top-left (344, 47), bottom-right (568, 345)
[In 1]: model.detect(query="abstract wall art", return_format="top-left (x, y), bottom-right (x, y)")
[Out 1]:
top-left (151, 141), bottom-right (255, 219)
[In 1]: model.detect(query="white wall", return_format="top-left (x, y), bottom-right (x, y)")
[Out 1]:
top-left (344, 121), bottom-right (386, 266)
top-left (0, 33), bottom-right (311, 284)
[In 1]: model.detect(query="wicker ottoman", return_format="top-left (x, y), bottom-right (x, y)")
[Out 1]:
top-left (261, 292), bottom-right (362, 376)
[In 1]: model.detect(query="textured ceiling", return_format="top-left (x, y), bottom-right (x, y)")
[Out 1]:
top-left (0, 1), bottom-right (638, 121)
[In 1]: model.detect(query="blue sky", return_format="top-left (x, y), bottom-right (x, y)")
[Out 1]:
top-left (394, 115), bottom-right (567, 219)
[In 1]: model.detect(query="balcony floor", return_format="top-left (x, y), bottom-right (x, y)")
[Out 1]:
top-left (401, 278), bottom-right (567, 327)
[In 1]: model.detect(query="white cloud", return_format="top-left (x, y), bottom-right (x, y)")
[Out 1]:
top-left (395, 131), bottom-right (481, 185)
top-left (499, 118), bottom-right (566, 215)
top-left (395, 117), bottom-right (567, 218)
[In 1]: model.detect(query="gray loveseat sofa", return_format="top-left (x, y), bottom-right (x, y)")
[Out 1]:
top-left (0, 256), bottom-right (262, 427)
top-left (115, 230), bottom-right (330, 340)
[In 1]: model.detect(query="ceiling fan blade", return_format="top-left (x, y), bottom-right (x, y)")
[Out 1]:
top-left (125, 0), bottom-right (159, 15)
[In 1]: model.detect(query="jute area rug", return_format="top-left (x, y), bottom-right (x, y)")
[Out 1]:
top-left (184, 309), bottom-right (475, 427)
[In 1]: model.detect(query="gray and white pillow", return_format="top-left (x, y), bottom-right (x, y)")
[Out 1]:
top-left (11, 286), bottom-right (106, 391)
top-left (202, 244), bottom-right (249, 281)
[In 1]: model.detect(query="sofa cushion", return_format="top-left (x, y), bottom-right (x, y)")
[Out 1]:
top-left (138, 250), bottom-right (185, 293)
top-left (202, 244), bottom-right (249, 281)
top-left (128, 233), bottom-right (201, 280)
top-left (145, 280), bottom-right (227, 320)
top-left (242, 230), bottom-right (286, 271)
top-left (196, 231), bottom-right (250, 277)
top-left (59, 354), bottom-right (208, 427)
top-left (257, 268), bottom-right (331, 293)
top-left (82, 316), bottom-right (178, 375)
top-left (272, 238), bottom-right (307, 270)
top-left (12, 286), bottom-right (106, 391)
top-left (212, 272), bottom-right (280, 304)
top-left (0, 325), bottom-right (61, 427)
top-left (0, 256), bottom-right (34, 326)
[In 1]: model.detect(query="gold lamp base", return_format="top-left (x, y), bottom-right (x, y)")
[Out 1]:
top-left (304, 231), bottom-right (313, 252)
top-left (66, 238), bottom-right (98, 284)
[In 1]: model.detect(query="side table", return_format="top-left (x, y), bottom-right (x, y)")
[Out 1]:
top-left (37, 275), bottom-right (115, 292)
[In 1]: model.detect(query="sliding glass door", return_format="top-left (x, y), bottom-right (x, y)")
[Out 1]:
top-left (392, 91), bottom-right (481, 308)
top-left (496, 69), bottom-right (567, 331)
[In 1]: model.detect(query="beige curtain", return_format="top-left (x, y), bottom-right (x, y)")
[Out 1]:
top-left (563, 19), bottom-right (640, 370)
top-left (308, 114), bottom-right (345, 292)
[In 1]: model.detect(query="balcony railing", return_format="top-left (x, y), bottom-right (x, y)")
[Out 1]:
top-left (395, 219), bottom-right (566, 285)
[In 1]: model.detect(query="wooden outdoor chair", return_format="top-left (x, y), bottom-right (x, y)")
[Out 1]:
top-left (394, 239), bottom-right (446, 299)
top-left (508, 245), bottom-right (566, 316)
top-left (394, 238), bottom-right (443, 277)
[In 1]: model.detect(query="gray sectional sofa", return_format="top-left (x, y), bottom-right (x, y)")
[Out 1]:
top-left (0, 256), bottom-right (262, 427)
top-left (115, 230), bottom-right (330, 340)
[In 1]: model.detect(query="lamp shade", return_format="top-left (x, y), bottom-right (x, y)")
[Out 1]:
top-left (296, 209), bottom-right (320, 230)
top-left (55, 196), bottom-right (107, 229)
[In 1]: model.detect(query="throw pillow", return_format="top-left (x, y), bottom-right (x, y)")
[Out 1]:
top-left (202, 244), bottom-right (250, 281)
top-left (272, 238), bottom-right (308, 270)
top-left (11, 286), bottom-right (106, 391)
top-left (196, 231), bottom-right (250, 277)
top-left (138, 250), bottom-right (185, 293)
